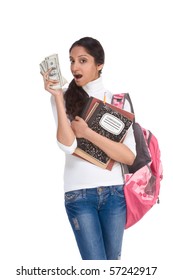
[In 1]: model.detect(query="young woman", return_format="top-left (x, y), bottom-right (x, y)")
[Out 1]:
top-left (42, 37), bottom-right (136, 260)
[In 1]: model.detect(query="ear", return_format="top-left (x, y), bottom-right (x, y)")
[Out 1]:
top-left (97, 64), bottom-right (104, 71)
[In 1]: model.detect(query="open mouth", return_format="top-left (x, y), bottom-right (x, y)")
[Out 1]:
top-left (74, 74), bottom-right (82, 80)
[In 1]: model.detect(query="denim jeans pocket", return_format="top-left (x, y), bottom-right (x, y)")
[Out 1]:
top-left (64, 190), bottom-right (82, 203)
top-left (113, 185), bottom-right (125, 198)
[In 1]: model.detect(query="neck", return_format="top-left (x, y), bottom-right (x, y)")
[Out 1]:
top-left (82, 77), bottom-right (105, 97)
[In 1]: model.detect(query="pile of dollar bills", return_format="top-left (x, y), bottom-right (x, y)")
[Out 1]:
top-left (40, 54), bottom-right (67, 89)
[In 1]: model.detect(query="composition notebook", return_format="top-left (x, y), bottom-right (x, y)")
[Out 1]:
top-left (73, 96), bottom-right (134, 170)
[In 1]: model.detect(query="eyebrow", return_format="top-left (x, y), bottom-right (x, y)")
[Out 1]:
top-left (69, 54), bottom-right (89, 59)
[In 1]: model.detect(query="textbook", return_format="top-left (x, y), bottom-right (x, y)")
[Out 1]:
top-left (73, 96), bottom-right (134, 170)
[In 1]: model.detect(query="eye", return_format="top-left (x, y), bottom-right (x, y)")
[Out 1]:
top-left (80, 58), bottom-right (87, 64)
top-left (70, 59), bottom-right (74, 64)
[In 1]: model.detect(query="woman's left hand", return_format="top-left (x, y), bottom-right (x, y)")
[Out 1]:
top-left (71, 116), bottom-right (89, 138)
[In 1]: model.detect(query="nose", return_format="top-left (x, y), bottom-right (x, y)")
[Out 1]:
top-left (71, 61), bottom-right (79, 72)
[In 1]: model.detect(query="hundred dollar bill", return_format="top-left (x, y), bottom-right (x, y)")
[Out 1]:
top-left (39, 53), bottom-right (67, 89)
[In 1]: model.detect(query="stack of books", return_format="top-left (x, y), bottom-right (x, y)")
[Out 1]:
top-left (73, 96), bottom-right (134, 170)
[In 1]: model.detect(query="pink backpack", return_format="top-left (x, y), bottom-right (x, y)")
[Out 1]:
top-left (112, 93), bottom-right (163, 229)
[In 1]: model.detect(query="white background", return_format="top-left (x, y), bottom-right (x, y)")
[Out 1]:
top-left (0, 0), bottom-right (172, 279)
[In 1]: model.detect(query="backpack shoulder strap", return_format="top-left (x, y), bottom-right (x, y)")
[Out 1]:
top-left (112, 93), bottom-right (135, 115)
top-left (124, 93), bottom-right (135, 115)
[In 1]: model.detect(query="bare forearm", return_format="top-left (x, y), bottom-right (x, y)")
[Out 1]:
top-left (84, 128), bottom-right (135, 165)
top-left (42, 73), bottom-right (75, 146)
top-left (54, 95), bottom-right (75, 146)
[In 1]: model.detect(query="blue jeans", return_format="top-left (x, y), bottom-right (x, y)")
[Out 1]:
top-left (65, 185), bottom-right (126, 260)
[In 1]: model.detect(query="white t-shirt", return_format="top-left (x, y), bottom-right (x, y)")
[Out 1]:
top-left (51, 77), bottom-right (136, 193)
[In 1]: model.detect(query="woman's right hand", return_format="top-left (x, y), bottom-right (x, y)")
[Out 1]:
top-left (42, 69), bottom-right (63, 96)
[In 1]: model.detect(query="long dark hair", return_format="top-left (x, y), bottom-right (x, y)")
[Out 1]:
top-left (64, 37), bottom-right (105, 121)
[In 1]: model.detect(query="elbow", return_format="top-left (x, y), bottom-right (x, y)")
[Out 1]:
top-left (56, 129), bottom-right (76, 147)
top-left (57, 138), bottom-right (77, 154)
top-left (126, 153), bottom-right (136, 166)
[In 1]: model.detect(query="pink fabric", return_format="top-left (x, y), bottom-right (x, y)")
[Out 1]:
top-left (124, 127), bottom-right (163, 229)
top-left (112, 93), bottom-right (163, 229)
top-left (112, 93), bottom-right (125, 108)
top-left (124, 166), bottom-right (155, 229)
